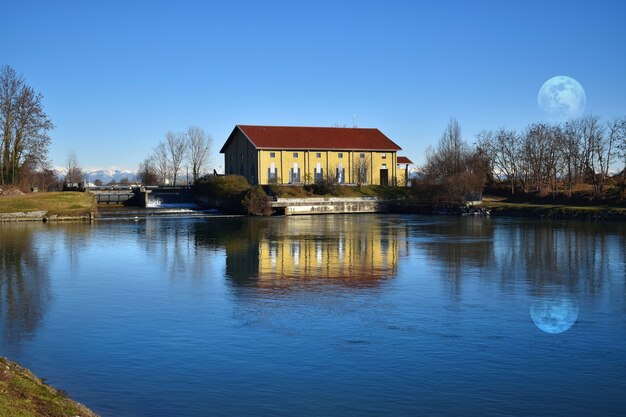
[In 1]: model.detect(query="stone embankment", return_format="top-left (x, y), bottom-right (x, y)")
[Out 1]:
top-left (0, 211), bottom-right (94, 222)
top-left (271, 197), bottom-right (387, 215)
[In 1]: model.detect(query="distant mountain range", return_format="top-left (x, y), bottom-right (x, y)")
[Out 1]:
top-left (55, 168), bottom-right (137, 184)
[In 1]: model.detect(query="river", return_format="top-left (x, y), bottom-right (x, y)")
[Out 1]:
top-left (1, 214), bottom-right (625, 416)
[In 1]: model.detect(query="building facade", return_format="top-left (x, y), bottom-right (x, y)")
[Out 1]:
top-left (396, 156), bottom-right (414, 187)
top-left (220, 125), bottom-right (404, 186)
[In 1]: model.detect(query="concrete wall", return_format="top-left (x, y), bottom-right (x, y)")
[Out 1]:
top-left (272, 197), bottom-right (388, 215)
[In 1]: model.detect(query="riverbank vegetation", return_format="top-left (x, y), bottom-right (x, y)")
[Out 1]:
top-left (137, 126), bottom-right (213, 186)
top-left (481, 197), bottom-right (626, 219)
top-left (0, 357), bottom-right (99, 417)
top-left (193, 175), bottom-right (414, 215)
top-left (0, 191), bottom-right (95, 217)
top-left (413, 116), bottom-right (626, 206)
top-left (0, 65), bottom-right (55, 192)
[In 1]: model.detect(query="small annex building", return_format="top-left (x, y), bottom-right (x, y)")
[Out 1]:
top-left (220, 125), bottom-right (404, 186)
top-left (397, 156), bottom-right (414, 187)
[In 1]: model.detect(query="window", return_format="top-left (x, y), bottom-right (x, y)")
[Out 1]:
top-left (360, 153), bottom-right (365, 158)
top-left (314, 163), bottom-right (323, 182)
top-left (270, 152), bottom-right (275, 158)
top-left (336, 163), bottom-right (345, 184)
top-left (358, 166), bottom-right (367, 184)
top-left (290, 162), bottom-right (301, 183)
top-left (268, 163), bottom-right (277, 183)
top-left (382, 153), bottom-right (387, 159)
top-left (316, 153), bottom-right (321, 158)
top-left (293, 152), bottom-right (299, 158)
top-left (338, 153), bottom-right (343, 158)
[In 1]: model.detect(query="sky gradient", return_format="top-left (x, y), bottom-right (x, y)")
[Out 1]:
top-left (2, 0), bottom-right (626, 171)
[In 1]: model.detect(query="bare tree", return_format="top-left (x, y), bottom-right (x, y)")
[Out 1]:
top-left (137, 157), bottom-right (159, 185)
top-left (562, 119), bottom-right (584, 196)
top-left (186, 126), bottom-right (212, 183)
top-left (477, 128), bottom-right (520, 194)
top-left (576, 115), bottom-right (608, 198)
top-left (65, 151), bottom-right (83, 185)
top-left (437, 117), bottom-right (465, 178)
top-left (0, 65), bottom-right (53, 185)
top-left (419, 118), bottom-right (487, 202)
top-left (352, 154), bottom-right (371, 185)
top-left (165, 131), bottom-right (187, 186)
top-left (520, 123), bottom-right (564, 194)
top-left (152, 142), bottom-right (170, 185)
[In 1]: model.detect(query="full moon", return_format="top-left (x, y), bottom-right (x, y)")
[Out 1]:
top-left (530, 295), bottom-right (579, 334)
top-left (537, 75), bottom-right (586, 121)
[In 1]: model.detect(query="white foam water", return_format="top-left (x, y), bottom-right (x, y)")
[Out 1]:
top-left (146, 198), bottom-right (199, 209)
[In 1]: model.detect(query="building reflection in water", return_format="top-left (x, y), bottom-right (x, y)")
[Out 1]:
top-left (193, 215), bottom-right (409, 289)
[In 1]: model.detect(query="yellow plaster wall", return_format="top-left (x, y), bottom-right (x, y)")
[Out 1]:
top-left (255, 150), bottom-right (397, 185)
top-left (226, 138), bottom-right (398, 185)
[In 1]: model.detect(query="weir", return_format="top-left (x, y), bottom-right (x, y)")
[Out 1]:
top-left (271, 197), bottom-right (388, 215)
top-left (92, 186), bottom-right (219, 220)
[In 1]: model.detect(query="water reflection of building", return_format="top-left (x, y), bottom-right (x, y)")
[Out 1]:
top-left (193, 216), bottom-right (409, 288)
top-left (257, 216), bottom-right (406, 285)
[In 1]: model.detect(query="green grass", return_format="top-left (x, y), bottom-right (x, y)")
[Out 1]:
top-left (0, 192), bottom-right (96, 217)
top-left (266, 184), bottom-right (413, 199)
top-left (482, 200), bottom-right (626, 212)
top-left (480, 200), bottom-right (626, 219)
top-left (0, 357), bottom-right (99, 417)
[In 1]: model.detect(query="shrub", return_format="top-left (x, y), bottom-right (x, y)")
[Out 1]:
top-left (242, 186), bottom-right (273, 216)
top-left (312, 177), bottom-right (338, 195)
top-left (194, 175), bottom-right (250, 198)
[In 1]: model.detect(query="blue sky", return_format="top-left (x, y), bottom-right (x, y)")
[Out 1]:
top-left (2, 0), bottom-right (626, 170)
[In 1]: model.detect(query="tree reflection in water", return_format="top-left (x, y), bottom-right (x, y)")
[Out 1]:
top-left (411, 217), bottom-right (626, 333)
top-left (0, 224), bottom-right (52, 348)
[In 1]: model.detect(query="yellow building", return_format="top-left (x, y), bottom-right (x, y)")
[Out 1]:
top-left (220, 125), bottom-right (405, 186)
top-left (396, 156), bottom-right (414, 187)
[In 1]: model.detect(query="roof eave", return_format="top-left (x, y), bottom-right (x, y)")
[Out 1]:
top-left (255, 147), bottom-right (401, 151)
top-left (219, 125), bottom-right (259, 153)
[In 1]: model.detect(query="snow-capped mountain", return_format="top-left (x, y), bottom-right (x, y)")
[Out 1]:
top-left (55, 167), bottom-right (137, 184)
top-left (86, 169), bottom-right (137, 184)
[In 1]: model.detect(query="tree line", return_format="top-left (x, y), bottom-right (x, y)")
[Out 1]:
top-left (0, 65), bottom-right (54, 188)
top-left (419, 116), bottom-right (626, 202)
top-left (137, 126), bottom-right (213, 186)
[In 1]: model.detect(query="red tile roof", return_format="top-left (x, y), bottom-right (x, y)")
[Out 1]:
top-left (221, 125), bottom-right (402, 152)
top-left (397, 156), bottom-right (413, 164)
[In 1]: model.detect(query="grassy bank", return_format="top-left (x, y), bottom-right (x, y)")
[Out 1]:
top-left (266, 184), bottom-right (413, 199)
top-left (0, 357), bottom-right (98, 417)
top-left (481, 197), bottom-right (626, 219)
top-left (0, 192), bottom-right (96, 219)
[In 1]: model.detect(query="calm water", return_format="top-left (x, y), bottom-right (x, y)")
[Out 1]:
top-left (1, 214), bottom-right (625, 416)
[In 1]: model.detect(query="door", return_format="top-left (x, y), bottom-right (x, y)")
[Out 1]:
top-left (380, 169), bottom-right (388, 186)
